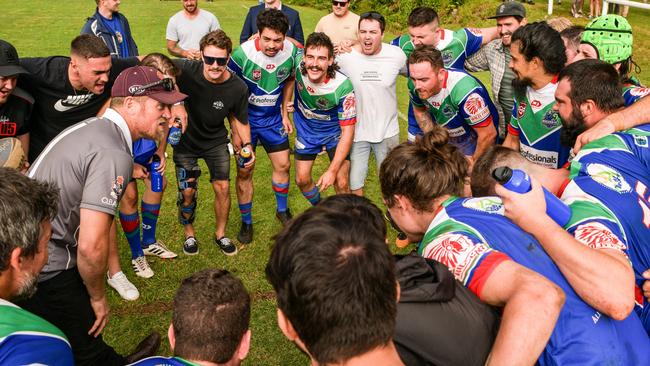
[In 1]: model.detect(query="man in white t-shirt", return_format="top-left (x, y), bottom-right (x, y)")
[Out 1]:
top-left (337, 11), bottom-right (406, 196)
top-left (315, 0), bottom-right (359, 53)
top-left (166, 0), bottom-right (220, 60)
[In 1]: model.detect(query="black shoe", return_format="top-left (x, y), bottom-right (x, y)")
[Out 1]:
top-left (276, 209), bottom-right (293, 225)
top-left (124, 331), bottom-right (161, 363)
top-left (237, 222), bottom-right (253, 244)
top-left (215, 236), bottom-right (238, 256)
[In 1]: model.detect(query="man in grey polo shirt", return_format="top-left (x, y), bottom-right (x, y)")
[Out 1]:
top-left (19, 66), bottom-right (186, 366)
top-left (166, 0), bottom-right (221, 60)
top-left (465, 2), bottom-right (528, 140)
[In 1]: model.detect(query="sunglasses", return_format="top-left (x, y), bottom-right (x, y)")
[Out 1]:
top-left (332, 0), bottom-right (348, 6)
top-left (384, 210), bottom-right (403, 233)
top-left (129, 77), bottom-right (174, 96)
top-left (360, 11), bottom-right (385, 22)
top-left (202, 55), bottom-right (228, 66)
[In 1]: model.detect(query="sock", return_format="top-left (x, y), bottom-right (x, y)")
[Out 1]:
top-left (119, 211), bottom-right (143, 259)
top-left (141, 201), bottom-right (160, 247)
top-left (301, 186), bottom-right (321, 206)
top-left (272, 181), bottom-right (290, 213)
top-left (239, 202), bottom-right (253, 225)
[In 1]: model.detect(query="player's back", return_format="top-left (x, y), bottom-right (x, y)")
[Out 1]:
top-left (424, 197), bottom-right (650, 365)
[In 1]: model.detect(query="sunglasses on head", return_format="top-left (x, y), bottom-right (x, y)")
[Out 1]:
top-left (202, 55), bottom-right (228, 66)
top-left (332, 0), bottom-right (348, 6)
top-left (360, 11), bottom-right (384, 22)
top-left (129, 77), bottom-right (174, 96)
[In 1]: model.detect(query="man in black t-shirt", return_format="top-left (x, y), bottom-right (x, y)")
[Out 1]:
top-left (173, 30), bottom-right (252, 257)
top-left (0, 39), bottom-right (33, 169)
top-left (17, 35), bottom-right (148, 302)
top-left (18, 34), bottom-right (139, 162)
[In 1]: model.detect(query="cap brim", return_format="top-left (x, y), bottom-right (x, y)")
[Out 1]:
top-left (148, 90), bottom-right (187, 105)
top-left (0, 65), bottom-right (28, 77)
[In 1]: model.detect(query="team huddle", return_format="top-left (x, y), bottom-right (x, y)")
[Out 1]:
top-left (1, 0), bottom-right (650, 364)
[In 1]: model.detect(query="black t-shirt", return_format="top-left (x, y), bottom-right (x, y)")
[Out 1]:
top-left (18, 56), bottom-right (138, 161)
top-left (0, 87), bottom-right (33, 138)
top-left (174, 59), bottom-right (249, 151)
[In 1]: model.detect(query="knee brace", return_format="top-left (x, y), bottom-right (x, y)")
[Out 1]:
top-left (176, 167), bottom-right (201, 225)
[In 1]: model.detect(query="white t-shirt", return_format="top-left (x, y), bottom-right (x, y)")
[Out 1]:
top-left (337, 44), bottom-right (407, 143)
top-left (166, 9), bottom-right (220, 51)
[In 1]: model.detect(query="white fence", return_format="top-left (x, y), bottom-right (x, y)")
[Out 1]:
top-left (547, 0), bottom-right (650, 15)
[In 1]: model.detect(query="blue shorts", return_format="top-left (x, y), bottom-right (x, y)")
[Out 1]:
top-left (251, 123), bottom-right (289, 153)
top-left (294, 134), bottom-right (343, 160)
top-left (133, 138), bottom-right (158, 165)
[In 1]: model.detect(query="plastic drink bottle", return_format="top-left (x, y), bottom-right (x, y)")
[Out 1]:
top-left (492, 167), bottom-right (572, 227)
top-left (150, 155), bottom-right (163, 193)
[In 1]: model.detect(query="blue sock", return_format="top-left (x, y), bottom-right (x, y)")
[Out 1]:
top-left (272, 181), bottom-right (289, 212)
top-left (239, 202), bottom-right (253, 225)
top-left (301, 186), bottom-right (321, 206)
top-left (119, 212), bottom-right (144, 259)
top-left (141, 201), bottom-right (160, 247)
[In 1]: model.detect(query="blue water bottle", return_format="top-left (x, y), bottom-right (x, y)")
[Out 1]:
top-left (167, 117), bottom-right (182, 146)
top-left (492, 167), bottom-right (572, 227)
top-left (150, 155), bottom-right (163, 193)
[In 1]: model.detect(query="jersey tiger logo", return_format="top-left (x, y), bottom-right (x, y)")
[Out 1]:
top-left (586, 163), bottom-right (632, 194)
top-left (422, 233), bottom-right (491, 284)
top-left (574, 222), bottom-right (626, 251)
top-left (464, 93), bottom-right (490, 123)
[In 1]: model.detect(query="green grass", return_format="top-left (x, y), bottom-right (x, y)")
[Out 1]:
top-left (2, 0), bottom-right (650, 364)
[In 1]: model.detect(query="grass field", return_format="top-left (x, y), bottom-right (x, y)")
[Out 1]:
top-left (2, 0), bottom-right (650, 364)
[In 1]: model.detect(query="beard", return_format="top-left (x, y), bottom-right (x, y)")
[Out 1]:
top-left (560, 108), bottom-right (588, 147)
top-left (512, 77), bottom-right (532, 99)
top-left (12, 272), bottom-right (38, 302)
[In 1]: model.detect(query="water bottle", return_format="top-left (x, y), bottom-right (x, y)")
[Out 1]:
top-left (150, 155), bottom-right (163, 193)
top-left (492, 167), bottom-right (572, 227)
top-left (237, 146), bottom-right (253, 168)
top-left (167, 117), bottom-right (182, 146)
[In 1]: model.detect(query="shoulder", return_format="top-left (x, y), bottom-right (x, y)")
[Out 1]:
top-left (10, 87), bottom-right (35, 105)
top-left (227, 73), bottom-right (248, 91)
top-left (383, 43), bottom-right (407, 59)
top-left (282, 4), bottom-right (300, 16)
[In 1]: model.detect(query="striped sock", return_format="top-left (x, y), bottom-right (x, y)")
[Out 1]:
top-left (141, 201), bottom-right (160, 247)
top-left (239, 202), bottom-right (253, 225)
top-left (119, 211), bottom-right (144, 259)
top-left (301, 186), bottom-right (321, 206)
top-left (272, 181), bottom-right (290, 213)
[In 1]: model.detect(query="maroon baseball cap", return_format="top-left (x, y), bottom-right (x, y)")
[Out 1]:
top-left (111, 66), bottom-right (187, 105)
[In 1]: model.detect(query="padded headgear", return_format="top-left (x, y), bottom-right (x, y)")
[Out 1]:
top-left (581, 15), bottom-right (633, 65)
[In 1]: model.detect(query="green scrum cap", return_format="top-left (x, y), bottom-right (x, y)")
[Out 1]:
top-left (581, 15), bottom-right (633, 65)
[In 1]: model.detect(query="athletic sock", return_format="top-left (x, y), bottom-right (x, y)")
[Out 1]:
top-left (272, 181), bottom-right (290, 213)
top-left (141, 201), bottom-right (160, 247)
top-left (119, 211), bottom-right (144, 259)
top-left (239, 202), bottom-right (253, 225)
top-left (301, 186), bottom-right (321, 206)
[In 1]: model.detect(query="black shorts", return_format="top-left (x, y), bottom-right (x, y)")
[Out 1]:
top-left (173, 142), bottom-right (230, 181)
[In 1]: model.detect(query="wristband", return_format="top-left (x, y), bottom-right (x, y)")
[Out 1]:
top-left (242, 142), bottom-right (252, 148)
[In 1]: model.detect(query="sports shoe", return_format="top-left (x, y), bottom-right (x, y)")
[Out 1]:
top-left (143, 240), bottom-right (178, 259)
top-left (215, 236), bottom-right (238, 256)
top-left (107, 271), bottom-right (139, 301)
top-left (131, 256), bottom-right (154, 279)
top-left (237, 222), bottom-right (253, 244)
top-left (183, 236), bottom-right (199, 255)
top-left (124, 332), bottom-right (161, 363)
top-left (276, 209), bottom-right (293, 225)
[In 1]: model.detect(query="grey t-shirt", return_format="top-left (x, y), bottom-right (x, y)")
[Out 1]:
top-left (166, 9), bottom-right (220, 51)
top-left (28, 113), bottom-right (133, 281)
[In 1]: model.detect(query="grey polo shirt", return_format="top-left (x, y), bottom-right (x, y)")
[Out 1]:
top-left (28, 108), bottom-right (133, 282)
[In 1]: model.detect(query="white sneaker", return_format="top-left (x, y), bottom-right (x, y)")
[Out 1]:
top-left (131, 256), bottom-right (154, 278)
top-left (143, 240), bottom-right (178, 259)
top-left (107, 271), bottom-right (140, 301)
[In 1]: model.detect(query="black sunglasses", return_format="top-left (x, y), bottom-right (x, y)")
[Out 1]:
top-left (384, 210), bottom-right (403, 233)
top-left (129, 78), bottom-right (174, 96)
top-left (332, 0), bottom-right (348, 6)
top-left (360, 11), bottom-right (384, 22)
top-left (202, 55), bottom-right (228, 66)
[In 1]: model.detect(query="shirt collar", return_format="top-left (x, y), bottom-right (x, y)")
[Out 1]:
top-left (265, 2), bottom-right (282, 10)
top-left (102, 108), bottom-right (133, 155)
